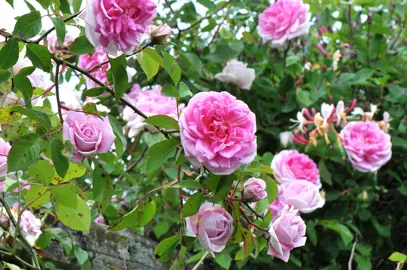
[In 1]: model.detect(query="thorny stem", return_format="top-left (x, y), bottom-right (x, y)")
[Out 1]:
top-left (0, 249), bottom-right (39, 270)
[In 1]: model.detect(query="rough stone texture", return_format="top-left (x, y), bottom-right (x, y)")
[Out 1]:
top-left (43, 223), bottom-right (168, 270)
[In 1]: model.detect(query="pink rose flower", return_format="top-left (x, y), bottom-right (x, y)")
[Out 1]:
top-left (271, 150), bottom-right (321, 188)
top-left (95, 214), bottom-right (105, 224)
top-left (85, 0), bottom-right (157, 55)
top-left (63, 111), bottom-right (116, 162)
top-left (13, 59), bottom-right (50, 89)
top-left (0, 138), bottom-right (11, 177)
top-left (258, 0), bottom-right (311, 47)
top-left (8, 205), bottom-right (42, 246)
top-left (215, 60), bottom-right (256, 90)
top-left (78, 48), bottom-right (110, 88)
top-left (186, 203), bottom-right (234, 256)
top-left (179, 92), bottom-right (257, 175)
top-left (340, 121), bottom-right (392, 172)
top-left (243, 178), bottom-right (267, 201)
top-left (275, 181), bottom-right (325, 214)
top-left (47, 33), bottom-right (76, 53)
top-left (268, 205), bottom-right (306, 262)
top-left (268, 188), bottom-right (286, 221)
top-left (123, 84), bottom-right (184, 137)
top-left (146, 24), bottom-right (172, 44)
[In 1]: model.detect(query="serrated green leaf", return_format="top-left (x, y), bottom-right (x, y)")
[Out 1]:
top-left (108, 115), bottom-right (126, 158)
top-left (25, 186), bottom-right (51, 209)
top-left (138, 47), bottom-right (162, 80)
top-left (182, 192), bottom-right (203, 217)
top-left (51, 137), bottom-right (69, 178)
top-left (162, 84), bottom-right (178, 98)
top-left (146, 139), bottom-right (179, 173)
top-left (109, 54), bottom-right (128, 99)
top-left (144, 115), bottom-right (179, 130)
top-left (26, 44), bottom-right (52, 72)
top-left (92, 163), bottom-right (113, 212)
top-left (51, 17), bottom-right (66, 47)
top-left (56, 195), bottom-right (90, 232)
top-left (154, 235), bottom-right (181, 262)
top-left (213, 175), bottom-right (234, 202)
top-left (0, 38), bottom-right (19, 69)
top-left (69, 36), bottom-right (94, 55)
top-left (12, 106), bottom-right (51, 129)
top-left (27, 160), bottom-right (55, 185)
top-left (108, 200), bottom-right (156, 231)
top-left (7, 133), bottom-right (44, 172)
top-left (13, 11), bottom-right (42, 38)
top-left (163, 52), bottom-right (181, 85)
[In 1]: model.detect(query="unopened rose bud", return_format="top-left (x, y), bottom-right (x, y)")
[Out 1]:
top-left (350, 50), bottom-right (358, 59)
top-left (146, 24), bottom-right (172, 44)
top-left (243, 178), bottom-right (267, 202)
top-left (0, 213), bottom-right (10, 230)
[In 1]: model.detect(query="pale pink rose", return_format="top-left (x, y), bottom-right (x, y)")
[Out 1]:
top-left (215, 60), bottom-right (256, 90)
top-left (78, 48), bottom-right (110, 88)
top-left (146, 24), bottom-right (172, 44)
top-left (13, 59), bottom-right (50, 89)
top-left (95, 214), bottom-right (105, 224)
top-left (275, 182), bottom-right (325, 214)
top-left (0, 138), bottom-right (11, 177)
top-left (258, 0), bottom-right (311, 47)
top-left (123, 84), bottom-right (183, 137)
top-left (8, 205), bottom-right (42, 246)
top-left (268, 205), bottom-right (306, 262)
top-left (186, 203), bottom-right (233, 256)
top-left (0, 92), bottom-right (21, 108)
top-left (243, 178), bottom-right (267, 201)
top-left (279, 131), bottom-right (293, 147)
top-left (63, 111), bottom-right (116, 162)
top-left (47, 33), bottom-right (76, 53)
top-left (179, 92), bottom-right (257, 175)
top-left (271, 150), bottom-right (321, 188)
top-left (340, 121), bottom-right (392, 172)
top-left (85, 0), bottom-right (157, 55)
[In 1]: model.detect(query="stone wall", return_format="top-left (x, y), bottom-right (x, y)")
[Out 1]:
top-left (43, 223), bottom-right (167, 270)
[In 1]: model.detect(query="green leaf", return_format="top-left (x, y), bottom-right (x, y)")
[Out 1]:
top-left (52, 162), bottom-right (86, 184)
top-left (35, 0), bottom-right (51, 9)
top-left (235, 227), bottom-right (255, 261)
top-left (153, 221), bottom-right (170, 238)
top-left (144, 115), bottom-right (179, 130)
top-left (108, 115), bottom-right (127, 158)
top-left (14, 72), bottom-right (33, 107)
top-left (26, 44), bottom-right (52, 72)
top-left (25, 186), bottom-right (51, 209)
top-left (319, 159), bottom-right (332, 185)
top-left (108, 199), bottom-right (156, 231)
top-left (55, 195), bottom-right (91, 232)
top-left (213, 175), bottom-right (234, 202)
top-left (266, 177), bottom-right (278, 203)
top-left (74, 247), bottom-right (89, 265)
top-left (12, 106), bottom-right (51, 129)
top-left (182, 192), bottom-right (203, 217)
top-left (92, 164), bottom-right (113, 212)
top-left (138, 47), bottom-right (162, 80)
top-left (109, 54), bottom-right (128, 99)
top-left (27, 160), bottom-right (55, 185)
top-left (83, 87), bottom-right (108, 97)
top-left (389, 252), bottom-right (407, 262)
top-left (296, 89), bottom-right (313, 107)
top-left (51, 17), bottom-right (66, 47)
top-left (371, 217), bottom-right (391, 237)
top-left (51, 137), bottom-right (69, 178)
top-left (170, 246), bottom-right (187, 270)
top-left (3, 262), bottom-right (21, 270)
top-left (154, 235), bottom-right (181, 262)
top-left (215, 251), bottom-right (232, 269)
top-left (13, 11), bottom-right (42, 38)
top-left (4, 0), bottom-right (14, 7)
top-left (179, 82), bottom-right (192, 98)
top-left (0, 38), bottom-right (19, 69)
top-left (245, 164), bottom-right (274, 174)
top-left (320, 220), bottom-right (354, 246)
top-left (69, 36), bottom-right (95, 55)
top-left (51, 186), bottom-right (78, 208)
top-left (0, 70), bottom-right (12, 84)
top-left (162, 84), bottom-right (178, 98)
top-left (146, 139), bottom-right (179, 173)
top-left (163, 52), bottom-right (181, 85)
top-left (7, 133), bottom-right (44, 172)
top-left (307, 220), bottom-right (318, 246)
top-left (198, 0), bottom-right (216, 10)
top-left (254, 238), bottom-right (268, 258)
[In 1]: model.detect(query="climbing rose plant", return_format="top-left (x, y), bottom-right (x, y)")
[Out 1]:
top-left (0, 0), bottom-right (406, 269)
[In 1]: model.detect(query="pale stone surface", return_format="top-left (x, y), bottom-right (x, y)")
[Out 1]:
top-left (44, 223), bottom-right (168, 270)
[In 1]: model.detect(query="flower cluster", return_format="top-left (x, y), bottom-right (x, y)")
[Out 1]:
top-left (290, 100), bottom-right (392, 172)
top-left (122, 84), bottom-right (183, 137)
top-left (267, 150), bottom-right (324, 261)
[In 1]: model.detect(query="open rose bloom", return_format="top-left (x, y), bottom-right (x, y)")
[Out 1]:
top-left (268, 205), bottom-right (306, 262)
top-left (85, 0), bottom-right (157, 55)
top-left (271, 150), bottom-right (321, 187)
top-left (340, 121), bottom-right (392, 172)
top-left (186, 203), bottom-right (234, 256)
top-left (258, 0), bottom-right (311, 47)
top-left (179, 92), bottom-right (257, 175)
top-left (215, 59), bottom-right (256, 90)
top-left (78, 48), bottom-right (110, 88)
top-left (63, 111), bottom-right (116, 162)
top-left (123, 84), bottom-right (183, 137)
